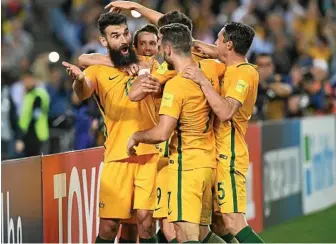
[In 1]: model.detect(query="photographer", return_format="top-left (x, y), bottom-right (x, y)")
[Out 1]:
top-left (287, 67), bottom-right (311, 118)
top-left (255, 53), bottom-right (292, 120)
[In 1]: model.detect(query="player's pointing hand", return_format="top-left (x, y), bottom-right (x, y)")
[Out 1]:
top-left (62, 61), bottom-right (84, 81)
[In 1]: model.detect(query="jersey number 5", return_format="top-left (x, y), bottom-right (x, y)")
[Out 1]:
top-left (217, 182), bottom-right (225, 200)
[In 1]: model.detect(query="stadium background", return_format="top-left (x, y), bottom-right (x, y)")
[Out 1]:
top-left (1, 0), bottom-right (336, 242)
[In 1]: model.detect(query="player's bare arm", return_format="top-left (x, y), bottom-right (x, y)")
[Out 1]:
top-left (105, 1), bottom-right (163, 25)
top-left (78, 53), bottom-right (113, 68)
top-left (193, 40), bottom-right (219, 59)
top-left (78, 53), bottom-right (139, 76)
top-left (182, 65), bottom-right (241, 121)
top-left (127, 115), bottom-right (177, 156)
top-left (129, 74), bottom-right (162, 102)
top-left (62, 61), bottom-right (95, 101)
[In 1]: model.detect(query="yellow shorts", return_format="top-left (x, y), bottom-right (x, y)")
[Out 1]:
top-left (99, 154), bottom-right (159, 219)
top-left (216, 158), bottom-right (248, 213)
top-left (168, 167), bottom-right (216, 225)
top-left (153, 162), bottom-right (168, 219)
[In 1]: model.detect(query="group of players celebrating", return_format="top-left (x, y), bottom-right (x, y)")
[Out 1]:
top-left (63, 1), bottom-right (264, 243)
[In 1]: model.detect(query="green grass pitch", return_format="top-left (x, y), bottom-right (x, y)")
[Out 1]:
top-left (260, 205), bottom-right (336, 242)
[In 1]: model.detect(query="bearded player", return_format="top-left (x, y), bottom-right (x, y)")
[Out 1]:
top-left (63, 12), bottom-right (161, 243)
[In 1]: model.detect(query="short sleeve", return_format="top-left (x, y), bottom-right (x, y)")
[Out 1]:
top-left (83, 66), bottom-right (98, 97)
top-left (225, 67), bottom-right (255, 105)
top-left (159, 78), bottom-right (183, 120)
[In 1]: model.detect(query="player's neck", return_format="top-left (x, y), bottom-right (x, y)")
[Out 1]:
top-left (173, 55), bottom-right (194, 72)
top-left (226, 53), bottom-right (248, 67)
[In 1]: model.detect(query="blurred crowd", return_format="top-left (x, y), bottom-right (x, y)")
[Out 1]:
top-left (2, 0), bottom-right (336, 160)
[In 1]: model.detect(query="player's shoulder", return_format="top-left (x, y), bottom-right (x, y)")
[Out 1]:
top-left (167, 73), bottom-right (186, 84)
top-left (236, 63), bottom-right (258, 75)
top-left (200, 59), bottom-right (225, 69)
top-left (199, 58), bottom-right (222, 65)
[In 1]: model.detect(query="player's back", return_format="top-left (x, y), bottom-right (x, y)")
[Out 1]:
top-left (160, 63), bottom-right (220, 171)
top-left (84, 65), bottom-right (158, 162)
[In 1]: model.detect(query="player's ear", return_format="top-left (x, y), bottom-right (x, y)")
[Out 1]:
top-left (99, 36), bottom-right (108, 48)
top-left (167, 46), bottom-right (172, 57)
top-left (227, 40), bottom-right (233, 51)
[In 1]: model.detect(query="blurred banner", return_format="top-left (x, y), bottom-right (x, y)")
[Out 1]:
top-left (1, 157), bottom-right (43, 243)
top-left (245, 123), bottom-right (263, 232)
top-left (41, 148), bottom-right (104, 243)
top-left (262, 120), bottom-right (303, 228)
top-left (301, 116), bottom-right (336, 214)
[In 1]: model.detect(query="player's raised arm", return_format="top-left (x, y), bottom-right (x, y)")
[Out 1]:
top-left (62, 61), bottom-right (96, 101)
top-left (78, 53), bottom-right (113, 68)
top-left (105, 1), bottom-right (163, 25)
top-left (193, 40), bottom-right (219, 59)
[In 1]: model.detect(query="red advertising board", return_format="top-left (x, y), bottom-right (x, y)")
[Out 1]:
top-left (42, 147), bottom-right (104, 243)
top-left (245, 123), bottom-right (263, 233)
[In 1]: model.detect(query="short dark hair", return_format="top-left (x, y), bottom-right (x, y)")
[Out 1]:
top-left (97, 12), bottom-right (127, 35)
top-left (158, 10), bottom-right (193, 32)
top-left (256, 53), bottom-right (273, 61)
top-left (133, 24), bottom-right (158, 48)
top-left (222, 22), bottom-right (255, 56)
top-left (159, 23), bottom-right (192, 55)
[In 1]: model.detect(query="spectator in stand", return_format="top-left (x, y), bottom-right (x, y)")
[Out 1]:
top-left (71, 92), bottom-right (96, 150)
top-left (46, 65), bottom-right (69, 118)
top-left (17, 71), bottom-right (50, 157)
top-left (255, 53), bottom-right (292, 120)
top-left (2, 17), bottom-right (33, 77)
top-left (287, 67), bottom-right (311, 118)
top-left (309, 59), bottom-right (333, 115)
top-left (81, 26), bottom-right (107, 55)
top-left (1, 72), bottom-right (21, 160)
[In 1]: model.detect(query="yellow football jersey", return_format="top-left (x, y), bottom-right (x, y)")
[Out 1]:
top-left (214, 63), bottom-right (259, 167)
top-left (151, 52), bottom-right (220, 85)
top-left (159, 59), bottom-right (223, 170)
top-left (83, 65), bottom-right (158, 162)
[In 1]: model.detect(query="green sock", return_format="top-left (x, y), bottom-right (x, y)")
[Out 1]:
top-left (139, 235), bottom-right (158, 243)
top-left (204, 232), bottom-right (225, 243)
top-left (235, 226), bottom-right (264, 243)
top-left (169, 238), bottom-right (178, 243)
top-left (95, 235), bottom-right (114, 243)
top-left (221, 233), bottom-right (234, 242)
top-left (157, 229), bottom-right (168, 243)
top-left (119, 237), bottom-right (136, 243)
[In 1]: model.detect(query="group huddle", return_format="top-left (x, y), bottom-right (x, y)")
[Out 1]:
top-left (63, 1), bottom-right (264, 243)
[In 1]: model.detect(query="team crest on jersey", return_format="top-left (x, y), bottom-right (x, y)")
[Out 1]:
top-left (156, 62), bottom-right (168, 75)
top-left (162, 93), bottom-right (174, 107)
top-left (235, 80), bottom-right (248, 93)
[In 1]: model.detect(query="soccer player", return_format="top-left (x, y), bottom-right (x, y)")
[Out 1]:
top-left (62, 12), bottom-right (160, 243)
top-left (133, 24), bottom-right (159, 57)
top-left (126, 23), bottom-right (220, 243)
top-left (78, 23), bottom-right (159, 69)
top-left (182, 22), bottom-right (265, 243)
top-left (78, 3), bottom-right (225, 241)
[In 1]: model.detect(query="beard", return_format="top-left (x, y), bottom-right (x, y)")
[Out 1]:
top-left (108, 44), bottom-right (138, 68)
top-left (163, 52), bottom-right (174, 70)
